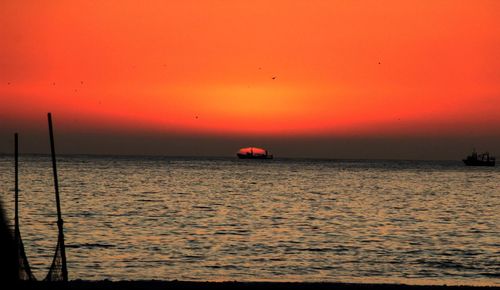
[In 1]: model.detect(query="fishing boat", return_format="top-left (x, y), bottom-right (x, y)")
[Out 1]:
top-left (463, 149), bottom-right (495, 166)
top-left (237, 147), bottom-right (273, 159)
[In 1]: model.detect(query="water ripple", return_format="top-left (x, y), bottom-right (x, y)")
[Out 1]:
top-left (0, 156), bottom-right (498, 286)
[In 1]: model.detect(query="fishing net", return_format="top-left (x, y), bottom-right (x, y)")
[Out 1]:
top-left (44, 229), bottom-right (67, 282)
top-left (15, 216), bottom-right (67, 282)
top-left (13, 119), bottom-right (68, 282)
top-left (15, 223), bottom-right (68, 282)
top-left (14, 222), bottom-right (36, 280)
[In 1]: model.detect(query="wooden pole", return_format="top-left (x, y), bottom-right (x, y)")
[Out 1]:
top-left (48, 113), bottom-right (68, 281)
top-left (13, 133), bottom-right (20, 280)
top-left (14, 133), bottom-right (20, 279)
top-left (14, 133), bottom-right (19, 240)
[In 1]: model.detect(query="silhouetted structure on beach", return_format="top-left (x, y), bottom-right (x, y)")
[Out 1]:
top-left (14, 133), bottom-right (36, 280)
top-left (45, 113), bottom-right (68, 281)
top-left (0, 202), bottom-right (17, 283)
top-left (12, 113), bottom-right (68, 282)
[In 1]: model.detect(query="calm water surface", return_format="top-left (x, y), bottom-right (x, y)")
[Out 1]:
top-left (0, 155), bottom-right (498, 285)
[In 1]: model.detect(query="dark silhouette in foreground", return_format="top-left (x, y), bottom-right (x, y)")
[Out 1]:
top-left (14, 133), bottom-right (36, 280)
top-left (9, 113), bottom-right (68, 282)
top-left (45, 113), bottom-right (69, 281)
top-left (0, 202), bottom-right (17, 283)
top-left (14, 280), bottom-right (498, 290)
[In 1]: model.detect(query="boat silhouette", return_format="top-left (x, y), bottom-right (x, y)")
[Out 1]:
top-left (237, 147), bottom-right (273, 159)
top-left (463, 149), bottom-right (495, 166)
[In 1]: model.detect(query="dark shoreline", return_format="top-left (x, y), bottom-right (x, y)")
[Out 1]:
top-left (15, 281), bottom-right (500, 290)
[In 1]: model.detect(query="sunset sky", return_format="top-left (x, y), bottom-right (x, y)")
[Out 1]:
top-left (1, 1), bottom-right (499, 158)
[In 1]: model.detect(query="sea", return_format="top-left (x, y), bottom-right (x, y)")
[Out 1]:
top-left (0, 155), bottom-right (498, 286)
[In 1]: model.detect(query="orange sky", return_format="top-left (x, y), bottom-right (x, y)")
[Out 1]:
top-left (1, 0), bottom-right (500, 138)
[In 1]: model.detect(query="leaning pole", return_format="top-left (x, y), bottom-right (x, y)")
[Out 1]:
top-left (47, 113), bottom-right (68, 281)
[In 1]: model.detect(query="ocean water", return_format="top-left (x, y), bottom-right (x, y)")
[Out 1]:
top-left (0, 155), bottom-right (498, 286)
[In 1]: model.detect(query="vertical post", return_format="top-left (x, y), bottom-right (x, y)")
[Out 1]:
top-left (14, 133), bottom-right (19, 240)
top-left (48, 113), bottom-right (68, 281)
top-left (13, 133), bottom-right (20, 280)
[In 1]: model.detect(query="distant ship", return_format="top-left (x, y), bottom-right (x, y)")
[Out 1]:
top-left (463, 149), bottom-right (495, 166)
top-left (237, 147), bottom-right (273, 159)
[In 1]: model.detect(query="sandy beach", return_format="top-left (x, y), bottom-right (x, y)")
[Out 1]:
top-left (14, 281), bottom-right (500, 290)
